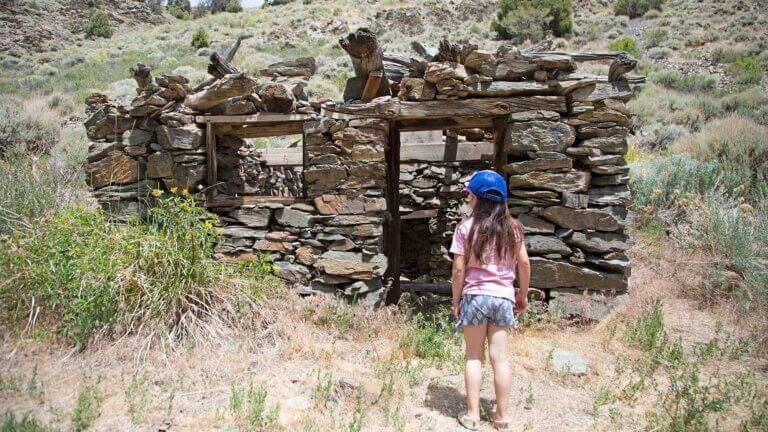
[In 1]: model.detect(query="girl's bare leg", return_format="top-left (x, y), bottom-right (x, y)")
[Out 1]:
top-left (487, 325), bottom-right (511, 422)
top-left (463, 324), bottom-right (487, 420)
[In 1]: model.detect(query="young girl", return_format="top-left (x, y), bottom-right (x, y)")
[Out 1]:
top-left (450, 170), bottom-right (530, 431)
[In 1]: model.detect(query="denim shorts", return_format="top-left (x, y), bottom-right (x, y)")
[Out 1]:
top-left (458, 294), bottom-right (519, 328)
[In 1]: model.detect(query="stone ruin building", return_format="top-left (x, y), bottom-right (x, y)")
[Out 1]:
top-left (83, 29), bottom-right (642, 318)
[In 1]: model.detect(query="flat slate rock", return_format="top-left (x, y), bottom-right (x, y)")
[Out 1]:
top-left (508, 170), bottom-right (590, 193)
top-left (567, 231), bottom-right (632, 253)
top-left (550, 349), bottom-right (588, 375)
top-left (504, 121), bottom-right (576, 156)
top-left (543, 206), bottom-right (623, 232)
top-left (530, 257), bottom-right (627, 291)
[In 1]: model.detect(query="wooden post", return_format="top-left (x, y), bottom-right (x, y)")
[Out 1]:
top-left (384, 121), bottom-right (402, 306)
top-left (492, 117), bottom-right (507, 175)
top-left (205, 121), bottom-right (217, 195)
top-left (361, 70), bottom-right (384, 102)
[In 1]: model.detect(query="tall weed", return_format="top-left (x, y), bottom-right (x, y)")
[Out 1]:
top-left (0, 196), bottom-right (270, 345)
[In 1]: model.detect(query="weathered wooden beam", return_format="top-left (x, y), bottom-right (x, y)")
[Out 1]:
top-left (361, 71), bottom-right (384, 102)
top-left (493, 117), bottom-right (507, 175)
top-left (130, 63), bottom-right (152, 94)
top-left (215, 122), bottom-right (305, 138)
top-left (205, 122), bottom-right (217, 189)
top-left (400, 142), bottom-right (493, 162)
top-left (195, 113), bottom-right (312, 124)
top-left (384, 121), bottom-right (402, 306)
top-left (322, 96), bottom-right (568, 119)
top-left (396, 116), bottom-right (495, 131)
top-left (185, 73), bottom-right (257, 111)
top-left (467, 80), bottom-right (558, 97)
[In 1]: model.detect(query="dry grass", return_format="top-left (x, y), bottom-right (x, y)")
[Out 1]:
top-left (2, 242), bottom-right (766, 431)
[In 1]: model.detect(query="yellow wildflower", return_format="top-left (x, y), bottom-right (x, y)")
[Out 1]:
top-left (181, 188), bottom-right (190, 197)
top-left (151, 189), bottom-right (163, 197)
top-left (653, 189), bottom-right (663, 196)
top-left (170, 187), bottom-right (179, 195)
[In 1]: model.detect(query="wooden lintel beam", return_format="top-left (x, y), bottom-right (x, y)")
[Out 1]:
top-left (396, 116), bottom-right (495, 131)
top-left (216, 122), bottom-right (305, 138)
top-left (195, 113), bottom-right (312, 124)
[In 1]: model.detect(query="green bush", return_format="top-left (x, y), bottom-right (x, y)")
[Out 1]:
top-left (731, 55), bottom-right (766, 85)
top-left (0, 102), bottom-right (59, 156)
top-left (608, 37), bottom-right (639, 57)
top-left (84, 11), bottom-right (113, 39)
top-left (720, 88), bottom-right (768, 125)
top-left (630, 155), bottom-right (739, 211)
top-left (674, 116), bottom-right (768, 195)
top-left (398, 313), bottom-right (455, 363)
top-left (224, 0), bottom-right (243, 13)
top-left (649, 70), bottom-right (716, 93)
top-left (167, 5), bottom-right (190, 19)
top-left (492, 0), bottom-right (573, 42)
top-left (191, 27), bottom-right (210, 49)
top-left (0, 195), bottom-right (271, 345)
top-left (614, 0), bottom-right (664, 18)
top-left (645, 28), bottom-right (667, 48)
top-left (1, 412), bottom-right (58, 432)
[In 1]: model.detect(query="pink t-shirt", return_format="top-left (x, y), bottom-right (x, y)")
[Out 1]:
top-left (449, 218), bottom-right (524, 301)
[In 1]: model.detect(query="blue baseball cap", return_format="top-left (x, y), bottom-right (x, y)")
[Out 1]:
top-left (465, 170), bottom-right (508, 203)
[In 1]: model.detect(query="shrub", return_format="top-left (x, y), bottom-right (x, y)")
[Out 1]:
top-left (649, 70), bottom-right (716, 92)
top-left (673, 116), bottom-right (768, 195)
top-left (492, 0), bottom-right (573, 42)
top-left (167, 5), bottom-right (190, 19)
top-left (29, 0), bottom-right (39, 10)
top-left (731, 55), bottom-right (766, 85)
top-left (167, 0), bottom-right (191, 12)
top-left (398, 313), bottom-right (455, 363)
top-left (647, 47), bottom-right (671, 60)
top-left (720, 88), bottom-right (768, 125)
top-left (84, 11), bottom-right (113, 39)
top-left (0, 195), bottom-right (271, 345)
top-left (630, 155), bottom-right (733, 211)
top-left (71, 378), bottom-right (101, 432)
top-left (191, 27), bottom-right (210, 49)
top-left (224, 0), bottom-right (243, 13)
top-left (0, 412), bottom-right (57, 432)
top-left (688, 192), bottom-right (768, 312)
top-left (608, 37), bottom-right (639, 57)
top-left (614, 0), bottom-right (664, 18)
top-left (0, 102), bottom-right (59, 156)
top-left (645, 28), bottom-right (667, 48)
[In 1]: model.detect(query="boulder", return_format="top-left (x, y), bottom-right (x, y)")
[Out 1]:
top-left (315, 251), bottom-right (387, 280)
top-left (398, 78), bottom-right (436, 101)
top-left (314, 194), bottom-right (386, 215)
top-left (508, 170), bottom-right (590, 193)
top-left (146, 152), bottom-right (174, 178)
top-left (517, 214), bottom-right (556, 234)
top-left (295, 245), bottom-right (322, 266)
top-left (229, 208), bottom-right (271, 228)
top-left (275, 207), bottom-right (313, 228)
top-left (157, 125), bottom-right (204, 150)
top-left (424, 62), bottom-right (468, 83)
top-left (464, 50), bottom-right (495, 73)
top-left (567, 231), bottom-right (632, 253)
top-left (530, 257), bottom-right (627, 291)
top-left (86, 150), bottom-right (140, 189)
top-left (276, 262), bottom-right (311, 283)
top-left (504, 121), bottom-right (575, 156)
top-left (259, 82), bottom-right (296, 113)
top-left (124, 129), bottom-right (154, 147)
top-left (550, 290), bottom-right (628, 320)
top-left (505, 157), bottom-right (572, 175)
top-left (543, 206), bottom-right (624, 231)
top-left (579, 135), bottom-right (628, 154)
top-left (525, 235), bottom-right (572, 256)
top-left (550, 349), bottom-right (588, 376)
top-left (508, 110), bottom-right (561, 122)
top-left (589, 185), bottom-right (631, 206)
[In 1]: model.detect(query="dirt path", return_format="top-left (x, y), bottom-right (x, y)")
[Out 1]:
top-left (1, 246), bottom-right (765, 431)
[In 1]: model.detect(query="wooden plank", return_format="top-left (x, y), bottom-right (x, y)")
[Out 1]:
top-left (216, 122), bottom-right (305, 138)
top-left (204, 196), bottom-right (311, 208)
top-left (322, 96), bottom-right (568, 120)
top-left (264, 148), bottom-right (302, 166)
top-left (384, 121), bottom-right (402, 306)
top-left (400, 130), bottom-right (443, 144)
top-left (401, 209), bottom-right (439, 220)
top-left (205, 122), bottom-right (217, 189)
top-left (401, 142), bottom-right (493, 162)
top-left (444, 131), bottom-right (458, 162)
top-left (195, 113), bottom-right (312, 124)
top-left (396, 116), bottom-right (494, 131)
top-left (361, 70), bottom-right (384, 102)
top-left (493, 117), bottom-right (507, 175)
top-left (467, 80), bottom-right (558, 97)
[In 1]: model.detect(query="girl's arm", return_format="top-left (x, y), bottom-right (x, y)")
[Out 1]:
top-left (451, 255), bottom-right (467, 319)
top-left (515, 241), bottom-right (531, 313)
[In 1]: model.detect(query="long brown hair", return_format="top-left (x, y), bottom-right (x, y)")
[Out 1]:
top-left (465, 197), bottom-right (523, 264)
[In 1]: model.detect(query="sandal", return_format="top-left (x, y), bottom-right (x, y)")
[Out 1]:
top-left (457, 411), bottom-right (481, 430)
top-left (492, 418), bottom-right (513, 431)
